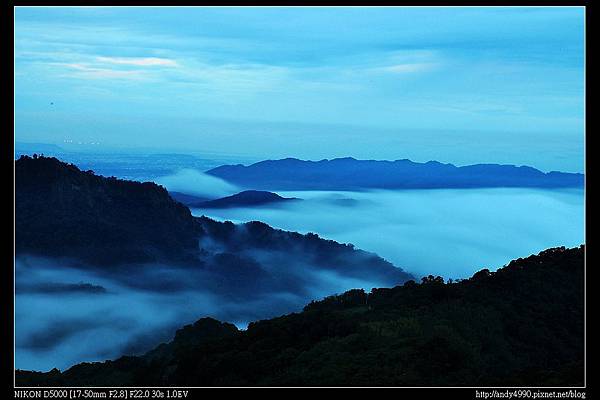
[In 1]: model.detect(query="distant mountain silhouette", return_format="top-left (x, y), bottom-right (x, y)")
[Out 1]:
top-left (206, 157), bottom-right (584, 190)
top-left (190, 190), bottom-right (299, 209)
top-left (168, 191), bottom-right (210, 206)
top-left (16, 246), bottom-right (584, 387)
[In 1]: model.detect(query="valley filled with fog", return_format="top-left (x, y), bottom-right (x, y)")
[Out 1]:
top-left (192, 187), bottom-right (584, 280)
top-left (16, 250), bottom-right (398, 371)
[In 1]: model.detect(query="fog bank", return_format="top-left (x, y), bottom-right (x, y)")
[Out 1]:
top-left (155, 169), bottom-right (238, 198)
top-left (192, 188), bottom-right (584, 279)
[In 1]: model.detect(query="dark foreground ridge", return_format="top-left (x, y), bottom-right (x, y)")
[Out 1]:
top-left (207, 157), bottom-right (584, 190)
top-left (16, 246), bottom-right (584, 387)
top-left (16, 154), bottom-right (202, 265)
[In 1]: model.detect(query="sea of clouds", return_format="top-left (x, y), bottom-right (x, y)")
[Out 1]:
top-left (15, 168), bottom-right (584, 372)
top-left (192, 187), bottom-right (585, 280)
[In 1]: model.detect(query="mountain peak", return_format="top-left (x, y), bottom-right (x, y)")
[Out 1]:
top-left (191, 190), bottom-right (298, 209)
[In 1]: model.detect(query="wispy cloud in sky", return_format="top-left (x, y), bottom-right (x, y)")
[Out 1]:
top-left (14, 6), bottom-right (584, 172)
top-left (61, 62), bottom-right (147, 80)
top-left (96, 56), bottom-right (179, 67)
top-left (56, 56), bottom-right (179, 80)
top-left (374, 62), bottom-right (438, 74)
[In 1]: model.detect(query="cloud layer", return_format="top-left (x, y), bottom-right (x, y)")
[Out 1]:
top-left (193, 188), bottom-right (584, 279)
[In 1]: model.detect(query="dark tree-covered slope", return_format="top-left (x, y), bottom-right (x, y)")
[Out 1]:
top-left (207, 157), bottom-right (584, 190)
top-left (194, 216), bottom-right (411, 285)
top-left (16, 155), bottom-right (202, 265)
top-left (16, 246), bottom-right (584, 387)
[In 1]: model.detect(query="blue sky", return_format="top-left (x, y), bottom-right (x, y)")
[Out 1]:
top-left (15, 7), bottom-right (585, 172)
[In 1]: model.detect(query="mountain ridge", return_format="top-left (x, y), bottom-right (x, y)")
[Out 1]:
top-left (206, 157), bottom-right (584, 190)
top-left (15, 154), bottom-right (202, 265)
